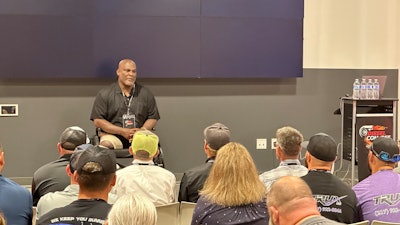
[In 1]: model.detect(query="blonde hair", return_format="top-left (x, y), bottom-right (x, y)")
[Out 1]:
top-left (107, 193), bottom-right (157, 225)
top-left (200, 142), bottom-right (266, 206)
top-left (0, 211), bottom-right (6, 225)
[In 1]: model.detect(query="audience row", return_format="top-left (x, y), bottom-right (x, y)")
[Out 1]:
top-left (1, 123), bottom-right (400, 224)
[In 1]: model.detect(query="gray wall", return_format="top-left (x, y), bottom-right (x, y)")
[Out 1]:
top-left (0, 69), bottom-right (397, 177)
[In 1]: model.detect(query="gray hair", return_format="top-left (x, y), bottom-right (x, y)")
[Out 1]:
top-left (276, 126), bottom-right (303, 157)
top-left (107, 193), bottom-right (157, 225)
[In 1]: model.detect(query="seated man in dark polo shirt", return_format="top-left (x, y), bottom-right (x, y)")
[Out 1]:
top-left (31, 126), bottom-right (88, 206)
top-left (179, 123), bottom-right (231, 202)
top-left (90, 58), bottom-right (160, 149)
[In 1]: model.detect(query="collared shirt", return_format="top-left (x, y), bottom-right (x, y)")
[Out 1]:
top-left (111, 159), bottom-right (176, 206)
top-left (90, 82), bottom-right (160, 128)
top-left (259, 159), bottom-right (308, 191)
top-left (179, 157), bottom-right (215, 203)
top-left (31, 154), bottom-right (72, 206)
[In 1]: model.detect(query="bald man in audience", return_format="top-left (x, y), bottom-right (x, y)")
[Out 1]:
top-left (267, 176), bottom-right (345, 225)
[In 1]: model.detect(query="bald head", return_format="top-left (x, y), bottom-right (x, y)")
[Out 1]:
top-left (118, 59), bottom-right (135, 68)
top-left (268, 176), bottom-right (313, 209)
top-left (267, 176), bottom-right (321, 225)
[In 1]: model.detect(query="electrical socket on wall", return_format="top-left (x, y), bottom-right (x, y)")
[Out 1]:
top-left (256, 138), bottom-right (267, 150)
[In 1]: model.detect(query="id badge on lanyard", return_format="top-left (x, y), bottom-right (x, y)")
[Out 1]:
top-left (122, 94), bottom-right (136, 128)
top-left (123, 114), bottom-right (135, 128)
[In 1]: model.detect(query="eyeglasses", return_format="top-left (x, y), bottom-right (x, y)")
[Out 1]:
top-left (370, 145), bottom-right (400, 163)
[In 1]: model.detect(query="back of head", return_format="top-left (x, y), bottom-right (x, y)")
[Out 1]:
top-left (107, 193), bottom-right (157, 225)
top-left (371, 137), bottom-right (400, 164)
top-left (59, 126), bottom-right (88, 150)
top-left (276, 126), bottom-right (303, 156)
top-left (204, 123), bottom-right (231, 151)
top-left (201, 142), bottom-right (266, 206)
top-left (267, 176), bottom-right (313, 209)
top-left (306, 133), bottom-right (337, 162)
top-left (130, 130), bottom-right (159, 159)
top-left (76, 145), bottom-right (117, 192)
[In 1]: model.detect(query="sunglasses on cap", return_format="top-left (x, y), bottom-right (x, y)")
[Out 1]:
top-left (370, 146), bottom-right (400, 163)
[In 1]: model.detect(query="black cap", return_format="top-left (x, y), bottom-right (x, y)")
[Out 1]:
top-left (59, 126), bottom-right (88, 150)
top-left (76, 145), bottom-right (117, 174)
top-left (306, 133), bottom-right (337, 162)
top-left (371, 137), bottom-right (400, 163)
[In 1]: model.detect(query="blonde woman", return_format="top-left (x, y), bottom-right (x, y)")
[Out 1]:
top-left (0, 211), bottom-right (6, 225)
top-left (106, 193), bottom-right (156, 225)
top-left (191, 142), bottom-right (268, 225)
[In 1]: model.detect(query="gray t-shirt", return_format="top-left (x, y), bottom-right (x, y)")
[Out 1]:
top-left (299, 215), bottom-right (346, 225)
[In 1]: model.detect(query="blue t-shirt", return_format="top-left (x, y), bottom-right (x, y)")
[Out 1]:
top-left (0, 175), bottom-right (33, 225)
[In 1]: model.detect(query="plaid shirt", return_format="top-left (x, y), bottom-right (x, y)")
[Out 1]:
top-left (259, 159), bottom-right (308, 191)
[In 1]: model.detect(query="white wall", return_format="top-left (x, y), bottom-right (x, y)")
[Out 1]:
top-left (304, 0), bottom-right (400, 69)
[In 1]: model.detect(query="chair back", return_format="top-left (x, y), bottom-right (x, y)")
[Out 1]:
top-left (156, 202), bottom-right (180, 225)
top-left (179, 201), bottom-right (196, 225)
top-left (371, 220), bottom-right (400, 225)
top-left (349, 221), bottom-right (369, 225)
top-left (32, 206), bottom-right (37, 225)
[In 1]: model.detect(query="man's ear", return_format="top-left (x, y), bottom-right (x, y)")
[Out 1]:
top-left (129, 146), bottom-right (133, 155)
top-left (269, 206), bottom-right (280, 225)
top-left (66, 164), bottom-right (73, 176)
top-left (305, 151), bottom-right (311, 168)
top-left (276, 146), bottom-right (282, 159)
top-left (72, 171), bottom-right (79, 183)
top-left (57, 143), bottom-right (63, 154)
top-left (154, 149), bottom-right (160, 158)
top-left (0, 151), bottom-right (5, 170)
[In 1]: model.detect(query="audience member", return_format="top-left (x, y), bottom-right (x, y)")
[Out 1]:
top-left (105, 193), bottom-right (157, 225)
top-left (352, 137), bottom-right (400, 223)
top-left (111, 130), bottom-right (175, 205)
top-left (267, 176), bottom-right (345, 225)
top-left (36, 144), bottom-right (117, 219)
top-left (301, 133), bottom-right (359, 223)
top-left (37, 145), bottom-right (117, 225)
top-left (31, 126), bottom-right (88, 206)
top-left (0, 143), bottom-right (32, 225)
top-left (0, 211), bottom-right (5, 225)
top-left (259, 126), bottom-right (307, 191)
top-left (90, 58), bottom-right (160, 149)
top-left (192, 142), bottom-right (268, 225)
top-left (179, 122), bottom-right (230, 202)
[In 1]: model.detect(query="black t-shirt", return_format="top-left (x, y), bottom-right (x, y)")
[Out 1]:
top-left (37, 199), bottom-right (111, 225)
top-left (301, 170), bottom-right (360, 223)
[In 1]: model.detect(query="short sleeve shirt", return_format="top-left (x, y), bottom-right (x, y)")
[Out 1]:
top-left (90, 82), bottom-right (160, 128)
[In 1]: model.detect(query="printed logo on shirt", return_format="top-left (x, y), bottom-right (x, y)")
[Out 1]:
top-left (374, 193), bottom-right (400, 206)
top-left (49, 216), bottom-right (105, 225)
top-left (314, 194), bottom-right (347, 214)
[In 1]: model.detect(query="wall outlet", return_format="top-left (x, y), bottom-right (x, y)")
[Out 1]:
top-left (256, 138), bottom-right (267, 150)
top-left (271, 138), bottom-right (277, 150)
